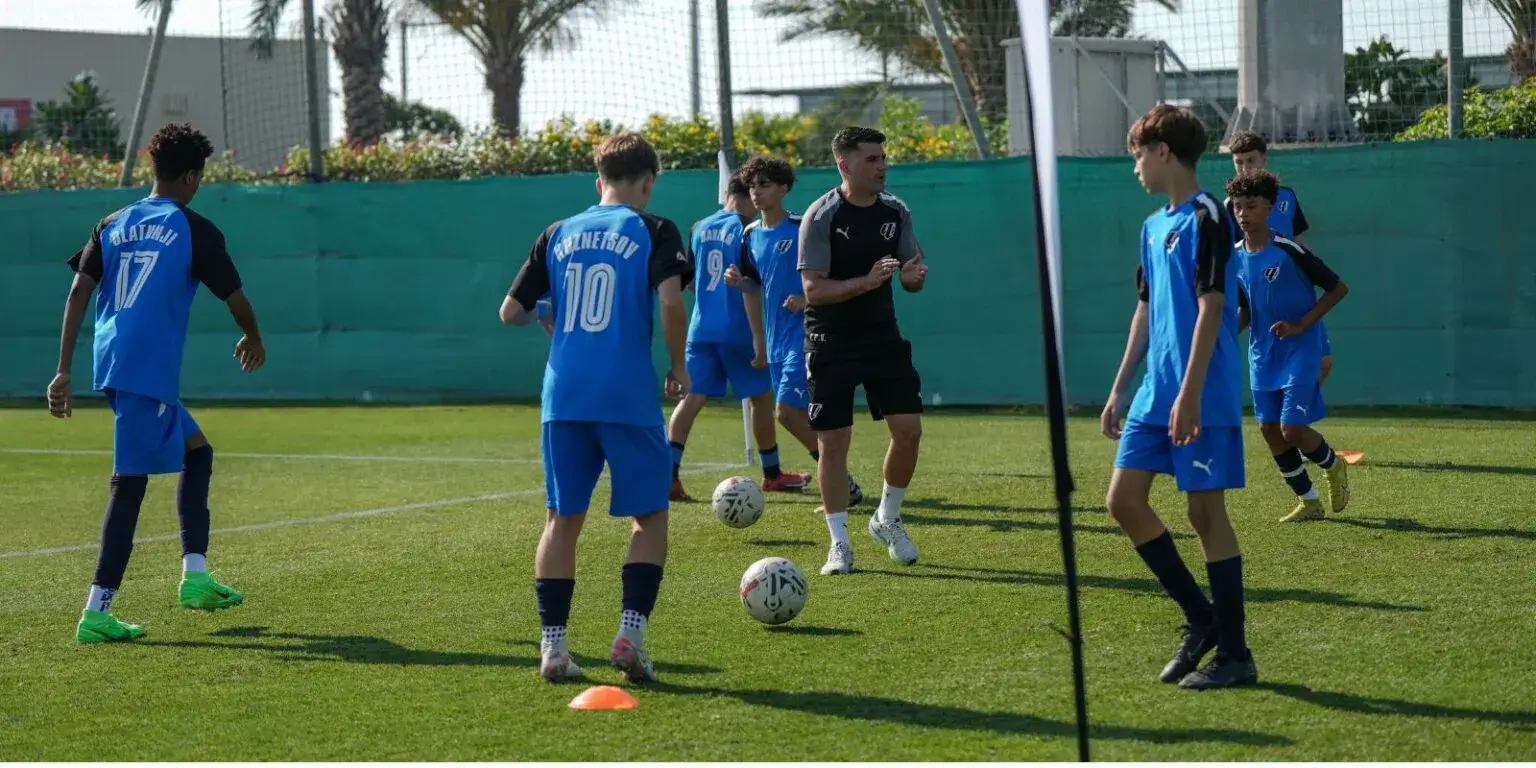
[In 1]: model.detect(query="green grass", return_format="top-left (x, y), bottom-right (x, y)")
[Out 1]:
top-left (2, 404), bottom-right (1534, 760)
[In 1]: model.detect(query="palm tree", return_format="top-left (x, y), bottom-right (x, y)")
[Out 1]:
top-left (1481, 0), bottom-right (1536, 83)
top-left (141, 0), bottom-right (393, 146)
top-left (756, 0), bottom-right (1178, 122)
top-left (413, 0), bottom-right (617, 139)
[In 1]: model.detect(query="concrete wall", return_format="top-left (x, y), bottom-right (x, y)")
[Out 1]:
top-left (0, 27), bottom-right (327, 173)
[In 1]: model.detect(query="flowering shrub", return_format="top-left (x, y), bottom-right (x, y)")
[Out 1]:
top-left (2, 97), bottom-right (1011, 192)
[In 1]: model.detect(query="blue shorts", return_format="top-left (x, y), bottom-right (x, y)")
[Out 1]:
top-left (1253, 383), bottom-right (1327, 426)
top-left (686, 341), bottom-right (771, 399)
top-left (1320, 324), bottom-right (1333, 356)
top-left (1114, 419), bottom-right (1246, 493)
top-left (769, 353), bottom-right (810, 411)
top-left (541, 420), bottom-right (671, 518)
top-left (106, 389), bottom-right (201, 476)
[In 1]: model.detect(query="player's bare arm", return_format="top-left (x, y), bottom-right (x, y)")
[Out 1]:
top-left (1103, 300), bottom-right (1149, 440)
top-left (895, 203), bottom-right (927, 293)
top-left (47, 270), bottom-right (100, 419)
top-left (802, 258), bottom-right (897, 306)
top-left (504, 225), bottom-right (556, 327)
top-left (1274, 245), bottom-right (1347, 339)
top-left (658, 274), bottom-right (689, 398)
top-left (1171, 207), bottom-right (1235, 445)
top-left (223, 290), bottom-right (266, 373)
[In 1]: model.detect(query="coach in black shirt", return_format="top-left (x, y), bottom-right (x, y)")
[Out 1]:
top-left (797, 126), bottom-right (928, 578)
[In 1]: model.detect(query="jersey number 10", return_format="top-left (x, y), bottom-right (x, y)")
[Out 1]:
top-left (562, 261), bottom-right (616, 333)
top-left (115, 251), bottom-right (160, 311)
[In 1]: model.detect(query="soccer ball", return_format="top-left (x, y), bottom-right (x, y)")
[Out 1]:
top-left (739, 557), bottom-right (808, 625)
top-left (712, 476), bottom-right (764, 529)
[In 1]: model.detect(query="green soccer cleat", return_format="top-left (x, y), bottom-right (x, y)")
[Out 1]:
top-left (76, 610), bottom-right (145, 645)
top-left (178, 571), bottom-right (245, 612)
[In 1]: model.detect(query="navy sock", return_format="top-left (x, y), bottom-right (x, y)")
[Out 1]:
top-left (535, 578), bottom-right (575, 628)
top-left (669, 441), bottom-right (686, 477)
top-left (178, 445), bottom-right (214, 557)
top-left (93, 474), bottom-right (149, 590)
top-left (759, 446), bottom-right (781, 479)
top-left (1206, 556), bottom-right (1250, 660)
top-left (1134, 531), bottom-right (1213, 626)
top-left (1303, 439), bottom-right (1336, 469)
top-left (621, 563), bottom-right (664, 618)
top-left (809, 449), bottom-right (820, 462)
top-left (1273, 447), bottom-right (1313, 497)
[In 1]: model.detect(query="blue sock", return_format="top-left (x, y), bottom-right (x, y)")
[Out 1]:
top-left (759, 446), bottom-right (781, 479)
top-left (669, 441), bottom-right (685, 477)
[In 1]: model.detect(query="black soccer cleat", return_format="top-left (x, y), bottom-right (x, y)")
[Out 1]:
top-left (1159, 622), bottom-right (1217, 683)
top-left (1178, 653), bottom-right (1259, 690)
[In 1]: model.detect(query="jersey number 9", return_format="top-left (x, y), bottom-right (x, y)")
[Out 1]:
top-left (705, 248), bottom-right (724, 292)
top-left (562, 261), bottom-right (616, 333)
top-left (114, 251), bottom-right (160, 311)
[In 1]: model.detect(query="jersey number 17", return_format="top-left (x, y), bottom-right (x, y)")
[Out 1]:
top-left (562, 261), bottom-right (616, 333)
top-left (114, 251), bottom-right (160, 311)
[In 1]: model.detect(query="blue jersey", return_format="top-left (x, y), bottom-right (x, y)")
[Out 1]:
top-left (67, 196), bottom-right (244, 405)
top-left (737, 213), bottom-right (805, 363)
top-left (1129, 191), bottom-right (1244, 429)
top-left (687, 209), bottom-right (754, 346)
top-left (1226, 185), bottom-right (1309, 239)
top-left (1236, 235), bottom-right (1340, 391)
top-left (508, 204), bottom-right (690, 427)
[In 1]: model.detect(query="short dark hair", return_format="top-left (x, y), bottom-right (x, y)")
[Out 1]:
top-left (725, 171), bottom-right (750, 199)
top-left (593, 132), bottom-right (660, 183)
top-left (1125, 105), bottom-right (1207, 168)
top-left (1225, 169), bottom-right (1280, 203)
top-left (147, 122), bottom-right (214, 181)
top-left (832, 126), bottom-right (886, 156)
top-left (1227, 131), bottom-right (1268, 155)
top-left (740, 155), bottom-right (796, 191)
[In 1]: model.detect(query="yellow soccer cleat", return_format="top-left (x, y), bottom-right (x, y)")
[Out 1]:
top-left (1280, 497), bottom-right (1326, 523)
top-left (1324, 459), bottom-right (1351, 514)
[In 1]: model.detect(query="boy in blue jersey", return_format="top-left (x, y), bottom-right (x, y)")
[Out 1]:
top-left (1227, 170), bottom-right (1352, 523)
top-left (500, 132), bottom-right (691, 685)
top-left (46, 122), bottom-right (266, 645)
top-left (667, 173), bottom-right (810, 502)
top-left (1103, 105), bottom-right (1256, 690)
top-left (725, 156), bottom-right (864, 507)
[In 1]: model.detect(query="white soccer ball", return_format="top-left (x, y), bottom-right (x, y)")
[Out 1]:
top-left (712, 476), bottom-right (764, 529)
top-left (739, 557), bottom-right (808, 625)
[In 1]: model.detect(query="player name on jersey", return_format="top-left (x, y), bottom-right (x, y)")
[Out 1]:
top-left (551, 231), bottom-right (644, 262)
top-left (109, 223), bottom-right (181, 248)
top-left (696, 226), bottom-right (739, 247)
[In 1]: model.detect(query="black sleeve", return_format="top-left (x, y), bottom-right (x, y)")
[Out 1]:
top-left (646, 215), bottom-right (692, 290)
top-left (67, 216), bottom-right (113, 283)
top-left (738, 239), bottom-right (761, 284)
top-left (1135, 264), bottom-right (1149, 302)
top-left (1290, 190), bottom-right (1310, 237)
top-left (1288, 244), bottom-right (1341, 291)
top-left (509, 222), bottom-right (557, 311)
top-left (187, 212), bottom-right (244, 301)
top-left (1194, 205), bottom-right (1233, 296)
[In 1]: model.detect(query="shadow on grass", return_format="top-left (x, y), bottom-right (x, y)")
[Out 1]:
top-left (871, 564), bottom-right (1426, 613)
top-left (1368, 460), bottom-right (1536, 478)
top-left (746, 539), bottom-right (819, 548)
top-left (763, 625), bottom-right (861, 637)
top-left (649, 681), bottom-right (1291, 746)
top-left (1262, 682), bottom-right (1536, 729)
top-left (900, 512), bottom-right (1195, 540)
top-left (1328, 516), bottom-right (1536, 542)
top-left (141, 627), bottom-right (724, 674)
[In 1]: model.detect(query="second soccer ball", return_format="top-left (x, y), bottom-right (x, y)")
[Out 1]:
top-left (712, 476), bottom-right (765, 529)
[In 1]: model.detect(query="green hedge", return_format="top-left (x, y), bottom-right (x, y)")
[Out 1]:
top-left (1, 97), bottom-right (1008, 192)
top-left (1396, 79), bottom-right (1536, 141)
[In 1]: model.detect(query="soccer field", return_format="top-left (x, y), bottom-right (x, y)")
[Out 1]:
top-left (1, 404), bottom-right (1533, 761)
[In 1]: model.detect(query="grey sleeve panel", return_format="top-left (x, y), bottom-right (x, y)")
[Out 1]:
top-left (885, 193), bottom-right (921, 262)
top-left (797, 190), bottom-right (839, 273)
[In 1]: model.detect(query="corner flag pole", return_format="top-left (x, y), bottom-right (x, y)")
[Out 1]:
top-left (717, 149), bottom-right (756, 468)
top-left (1012, 0), bottom-right (1090, 760)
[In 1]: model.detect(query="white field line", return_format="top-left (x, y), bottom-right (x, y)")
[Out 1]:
top-left (0, 448), bottom-right (740, 471)
top-left (0, 465), bottom-right (741, 560)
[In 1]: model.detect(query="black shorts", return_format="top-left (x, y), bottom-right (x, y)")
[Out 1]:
top-left (805, 340), bottom-right (923, 431)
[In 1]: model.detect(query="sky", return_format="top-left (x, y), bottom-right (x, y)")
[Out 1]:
top-left (0, 0), bottom-right (1516, 141)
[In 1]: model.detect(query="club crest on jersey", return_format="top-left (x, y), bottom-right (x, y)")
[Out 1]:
top-left (775, 239), bottom-right (793, 255)
top-left (880, 222), bottom-right (897, 241)
top-left (1164, 231), bottom-right (1180, 253)
top-left (1277, 200), bottom-right (1290, 213)
top-left (1263, 265), bottom-right (1280, 283)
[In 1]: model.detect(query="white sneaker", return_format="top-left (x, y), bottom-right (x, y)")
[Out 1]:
top-left (610, 629), bottom-right (657, 683)
top-left (540, 639), bottom-right (583, 683)
top-left (869, 516), bottom-right (919, 565)
top-left (820, 541), bottom-right (854, 575)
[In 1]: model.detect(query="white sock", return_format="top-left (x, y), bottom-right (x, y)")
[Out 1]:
top-left (1301, 488), bottom-right (1319, 501)
top-left (86, 585), bottom-right (116, 613)
top-left (877, 484), bottom-right (907, 523)
top-left (826, 511), bottom-right (850, 546)
top-left (619, 608), bottom-right (647, 637)
top-left (182, 554), bottom-right (207, 574)
top-left (541, 625), bottom-right (567, 649)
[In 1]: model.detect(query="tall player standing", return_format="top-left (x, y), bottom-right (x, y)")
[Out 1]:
top-left (667, 174), bottom-right (810, 502)
top-left (47, 122), bottom-right (266, 644)
top-left (724, 156), bottom-right (864, 507)
top-left (500, 132), bottom-right (691, 685)
top-left (798, 127), bottom-right (929, 576)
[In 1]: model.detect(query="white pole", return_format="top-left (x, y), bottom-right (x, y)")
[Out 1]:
top-left (741, 399), bottom-right (755, 466)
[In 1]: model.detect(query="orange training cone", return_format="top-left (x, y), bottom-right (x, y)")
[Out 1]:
top-left (569, 685), bottom-right (638, 711)
top-left (1337, 450), bottom-right (1365, 465)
